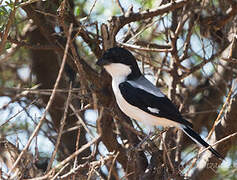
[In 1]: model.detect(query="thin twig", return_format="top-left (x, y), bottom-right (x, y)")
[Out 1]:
top-left (107, 152), bottom-right (119, 180)
top-left (59, 162), bottom-right (89, 179)
top-left (69, 104), bottom-right (94, 138)
top-left (72, 123), bottom-right (81, 180)
top-left (0, 87), bottom-right (87, 95)
top-left (207, 86), bottom-right (233, 140)
top-left (46, 83), bottom-right (73, 172)
top-left (119, 42), bottom-right (172, 52)
top-left (200, 132), bottom-right (237, 156)
top-left (0, 99), bottom-right (37, 127)
top-left (180, 43), bottom-right (228, 80)
top-left (207, 37), bottom-right (236, 140)
top-left (118, 0), bottom-right (189, 29)
top-left (0, 44), bottom-right (19, 64)
top-left (51, 163), bottom-right (70, 180)
top-left (0, 32), bottom-right (60, 52)
top-left (26, 136), bottom-right (100, 180)
top-left (0, 0), bottom-right (18, 54)
top-left (52, 137), bottom-right (100, 171)
top-left (19, 0), bottom-right (42, 7)
top-left (7, 23), bottom-right (73, 178)
top-left (161, 136), bottom-right (175, 173)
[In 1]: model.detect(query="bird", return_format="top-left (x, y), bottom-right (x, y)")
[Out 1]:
top-left (96, 46), bottom-right (223, 159)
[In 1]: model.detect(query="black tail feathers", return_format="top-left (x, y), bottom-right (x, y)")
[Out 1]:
top-left (181, 125), bottom-right (223, 160)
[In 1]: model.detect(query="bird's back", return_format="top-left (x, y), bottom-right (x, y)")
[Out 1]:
top-left (127, 76), bottom-right (165, 98)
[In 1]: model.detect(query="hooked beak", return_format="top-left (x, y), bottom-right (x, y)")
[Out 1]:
top-left (96, 58), bottom-right (110, 66)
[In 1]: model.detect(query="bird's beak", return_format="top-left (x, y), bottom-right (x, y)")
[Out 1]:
top-left (96, 58), bottom-right (110, 66)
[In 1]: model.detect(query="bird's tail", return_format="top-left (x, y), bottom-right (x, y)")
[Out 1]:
top-left (181, 125), bottom-right (223, 160)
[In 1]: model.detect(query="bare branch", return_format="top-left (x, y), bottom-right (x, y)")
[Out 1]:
top-left (7, 24), bottom-right (73, 178)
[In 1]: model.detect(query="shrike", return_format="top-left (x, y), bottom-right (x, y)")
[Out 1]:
top-left (96, 47), bottom-right (222, 159)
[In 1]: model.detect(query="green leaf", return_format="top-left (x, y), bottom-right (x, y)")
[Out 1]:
top-left (74, 6), bottom-right (80, 16)
top-left (5, 42), bottom-right (11, 50)
top-left (0, 5), bottom-right (10, 14)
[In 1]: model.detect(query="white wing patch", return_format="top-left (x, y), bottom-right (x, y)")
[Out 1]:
top-left (147, 107), bottom-right (160, 114)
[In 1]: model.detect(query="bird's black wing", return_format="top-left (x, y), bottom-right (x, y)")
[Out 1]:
top-left (119, 81), bottom-right (193, 127)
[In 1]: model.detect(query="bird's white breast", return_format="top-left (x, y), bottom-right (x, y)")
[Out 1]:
top-left (104, 63), bottom-right (132, 78)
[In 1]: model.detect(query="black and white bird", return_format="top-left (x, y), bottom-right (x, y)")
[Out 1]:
top-left (96, 47), bottom-right (222, 159)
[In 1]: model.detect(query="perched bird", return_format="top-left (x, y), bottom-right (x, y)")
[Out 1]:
top-left (96, 47), bottom-right (222, 159)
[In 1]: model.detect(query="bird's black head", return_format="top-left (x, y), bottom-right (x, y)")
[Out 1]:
top-left (96, 47), bottom-right (141, 80)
